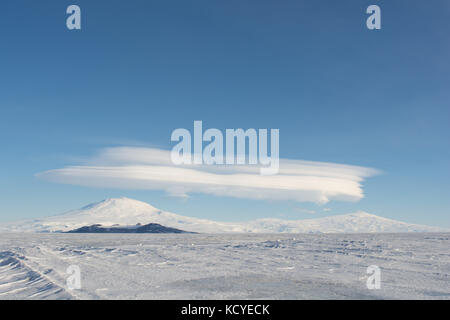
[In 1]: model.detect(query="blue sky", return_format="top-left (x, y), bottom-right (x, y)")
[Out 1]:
top-left (0, 0), bottom-right (449, 227)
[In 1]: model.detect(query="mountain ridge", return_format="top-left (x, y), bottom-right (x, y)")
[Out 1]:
top-left (66, 222), bottom-right (193, 234)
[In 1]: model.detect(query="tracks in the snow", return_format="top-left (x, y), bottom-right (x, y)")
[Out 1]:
top-left (0, 250), bottom-right (74, 299)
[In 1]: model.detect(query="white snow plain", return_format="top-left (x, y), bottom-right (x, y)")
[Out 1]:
top-left (1, 232), bottom-right (449, 299)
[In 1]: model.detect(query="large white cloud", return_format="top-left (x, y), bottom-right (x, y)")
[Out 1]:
top-left (36, 147), bottom-right (379, 204)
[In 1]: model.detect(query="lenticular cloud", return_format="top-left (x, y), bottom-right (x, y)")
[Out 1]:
top-left (36, 147), bottom-right (379, 204)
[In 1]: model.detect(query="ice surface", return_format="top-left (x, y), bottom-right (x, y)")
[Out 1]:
top-left (0, 232), bottom-right (449, 299)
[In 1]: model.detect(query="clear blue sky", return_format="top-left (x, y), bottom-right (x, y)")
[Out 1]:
top-left (1, 0), bottom-right (449, 227)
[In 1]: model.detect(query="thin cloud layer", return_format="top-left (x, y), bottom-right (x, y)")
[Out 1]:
top-left (36, 147), bottom-right (379, 204)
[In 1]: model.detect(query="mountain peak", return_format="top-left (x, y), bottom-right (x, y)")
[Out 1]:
top-left (81, 197), bottom-right (158, 212)
top-left (346, 211), bottom-right (378, 218)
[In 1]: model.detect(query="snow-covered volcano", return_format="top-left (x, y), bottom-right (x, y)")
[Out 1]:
top-left (0, 197), bottom-right (446, 233)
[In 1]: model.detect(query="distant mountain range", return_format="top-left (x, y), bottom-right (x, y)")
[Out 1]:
top-left (0, 197), bottom-right (447, 233)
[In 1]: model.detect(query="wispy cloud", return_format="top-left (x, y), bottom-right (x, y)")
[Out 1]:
top-left (36, 147), bottom-right (379, 204)
top-left (293, 207), bottom-right (317, 215)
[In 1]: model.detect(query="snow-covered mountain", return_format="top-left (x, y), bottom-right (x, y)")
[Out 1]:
top-left (0, 197), bottom-right (446, 233)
